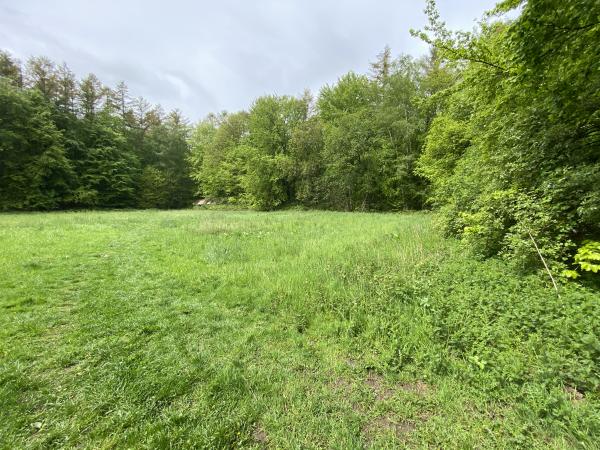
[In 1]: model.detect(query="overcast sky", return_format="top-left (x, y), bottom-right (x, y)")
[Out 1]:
top-left (1, 0), bottom-right (500, 121)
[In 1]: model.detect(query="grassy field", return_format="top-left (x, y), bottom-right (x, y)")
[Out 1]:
top-left (1, 210), bottom-right (598, 449)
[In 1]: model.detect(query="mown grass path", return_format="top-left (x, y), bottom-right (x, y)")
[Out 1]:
top-left (1, 210), bottom-right (597, 448)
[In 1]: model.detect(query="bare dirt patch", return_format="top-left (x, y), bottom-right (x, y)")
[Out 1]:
top-left (362, 413), bottom-right (416, 442)
top-left (346, 358), bottom-right (359, 369)
top-left (253, 426), bottom-right (268, 445)
top-left (564, 386), bottom-right (584, 404)
top-left (329, 377), bottom-right (353, 394)
top-left (364, 372), bottom-right (430, 401)
top-left (365, 371), bottom-right (395, 401)
top-left (399, 380), bottom-right (429, 396)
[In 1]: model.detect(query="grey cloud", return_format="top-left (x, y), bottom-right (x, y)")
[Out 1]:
top-left (0, 0), bottom-right (500, 121)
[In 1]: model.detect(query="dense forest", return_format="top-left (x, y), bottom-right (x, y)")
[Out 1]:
top-left (0, 53), bottom-right (195, 210)
top-left (1, 0), bottom-right (598, 277)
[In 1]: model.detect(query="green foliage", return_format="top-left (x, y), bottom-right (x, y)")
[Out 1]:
top-left (65, 111), bottom-right (139, 208)
top-left (320, 79), bottom-right (379, 210)
top-left (4, 1), bottom-right (599, 275)
top-left (0, 79), bottom-right (73, 210)
top-left (288, 117), bottom-right (325, 206)
top-left (138, 166), bottom-right (168, 208)
top-left (241, 148), bottom-right (292, 210)
top-left (155, 111), bottom-right (196, 208)
top-left (0, 50), bottom-right (22, 86)
top-left (417, 115), bottom-right (470, 203)
top-left (414, 0), bottom-right (600, 268)
top-left (565, 241), bottom-right (600, 279)
top-left (240, 95), bottom-right (307, 209)
top-left (575, 241), bottom-right (600, 274)
top-left (187, 118), bottom-right (217, 196)
top-left (0, 52), bottom-right (196, 211)
top-left (193, 112), bottom-right (249, 201)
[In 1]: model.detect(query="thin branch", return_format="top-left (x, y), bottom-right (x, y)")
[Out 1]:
top-left (527, 230), bottom-right (560, 297)
top-left (548, 22), bottom-right (600, 33)
top-left (436, 43), bottom-right (508, 73)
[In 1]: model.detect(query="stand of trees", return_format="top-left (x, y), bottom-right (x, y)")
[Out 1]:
top-left (189, 51), bottom-right (443, 211)
top-left (0, 53), bottom-right (195, 210)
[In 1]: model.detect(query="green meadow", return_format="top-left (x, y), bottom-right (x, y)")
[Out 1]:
top-left (1, 210), bottom-right (598, 449)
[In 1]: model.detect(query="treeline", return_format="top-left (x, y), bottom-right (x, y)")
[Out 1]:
top-left (0, 53), bottom-right (195, 210)
top-left (189, 49), bottom-right (449, 211)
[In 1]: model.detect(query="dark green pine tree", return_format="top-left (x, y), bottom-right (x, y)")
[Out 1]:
top-left (0, 79), bottom-right (73, 210)
top-left (72, 75), bottom-right (140, 207)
